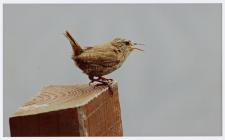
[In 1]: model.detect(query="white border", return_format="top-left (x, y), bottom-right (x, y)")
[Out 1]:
top-left (2, 0), bottom-right (224, 4)
top-left (1, 0), bottom-right (223, 140)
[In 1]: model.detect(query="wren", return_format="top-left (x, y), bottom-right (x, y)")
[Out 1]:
top-left (64, 30), bottom-right (143, 91)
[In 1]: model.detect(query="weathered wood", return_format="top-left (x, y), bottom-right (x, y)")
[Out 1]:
top-left (9, 81), bottom-right (123, 136)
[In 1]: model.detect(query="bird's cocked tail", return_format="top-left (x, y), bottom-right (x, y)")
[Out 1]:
top-left (64, 30), bottom-right (83, 56)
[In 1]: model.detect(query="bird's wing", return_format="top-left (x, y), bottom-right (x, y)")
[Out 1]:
top-left (75, 47), bottom-right (120, 67)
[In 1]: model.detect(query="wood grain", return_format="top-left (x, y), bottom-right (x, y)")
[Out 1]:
top-left (10, 81), bottom-right (123, 136)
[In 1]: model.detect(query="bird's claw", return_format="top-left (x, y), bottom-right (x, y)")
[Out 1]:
top-left (94, 81), bottom-right (108, 87)
top-left (88, 76), bottom-right (114, 95)
top-left (89, 80), bottom-right (95, 86)
top-left (94, 81), bottom-right (113, 95)
top-left (99, 77), bottom-right (113, 82)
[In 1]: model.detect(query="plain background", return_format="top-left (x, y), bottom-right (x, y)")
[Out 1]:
top-left (3, 4), bottom-right (222, 136)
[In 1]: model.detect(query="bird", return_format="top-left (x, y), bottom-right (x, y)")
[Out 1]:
top-left (64, 30), bottom-right (143, 90)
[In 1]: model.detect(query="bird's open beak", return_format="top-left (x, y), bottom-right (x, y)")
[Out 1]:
top-left (130, 42), bottom-right (144, 51)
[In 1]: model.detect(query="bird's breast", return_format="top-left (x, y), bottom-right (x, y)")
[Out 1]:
top-left (74, 58), bottom-right (124, 76)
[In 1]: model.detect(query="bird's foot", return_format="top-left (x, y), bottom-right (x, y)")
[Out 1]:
top-left (89, 80), bottom-right (95, 86)
top-left (99, 77), bottom-right (113, 83)
top-left (88, 75), bottom-right (114, 95)
top-left (94, 81), bottom-right (109, 87)
top-left (88, 76), bottom-right (100, 86)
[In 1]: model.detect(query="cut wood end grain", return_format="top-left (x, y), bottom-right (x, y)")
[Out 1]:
top-left (12, 81), bottom-right (118, 117)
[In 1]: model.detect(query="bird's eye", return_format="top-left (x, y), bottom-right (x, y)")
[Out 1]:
top-left (124, 41), bottom-right (130, 45)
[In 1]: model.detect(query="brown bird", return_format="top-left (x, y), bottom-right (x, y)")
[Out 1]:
top-left (64, 30), bottom-right (143, 88)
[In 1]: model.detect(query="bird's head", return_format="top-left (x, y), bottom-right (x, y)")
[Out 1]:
top-left (111, 38), bottom-right (144, 52)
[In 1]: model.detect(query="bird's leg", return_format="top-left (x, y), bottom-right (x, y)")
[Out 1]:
top-left (99, 76), bottom-right (113, 82)
top-left (94, 76), bottom-right (114, 95)
top-left (89, 75), bottom-right (113, 95)
top-left (88, 75), bottom-right (100, 86)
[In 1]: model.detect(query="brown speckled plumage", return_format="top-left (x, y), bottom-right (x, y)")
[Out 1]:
top-left (64, 30), bottom-right (143, 87)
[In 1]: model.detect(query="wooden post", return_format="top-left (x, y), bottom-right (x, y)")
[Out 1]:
top-left (9, 81), bottom-right (123, 136)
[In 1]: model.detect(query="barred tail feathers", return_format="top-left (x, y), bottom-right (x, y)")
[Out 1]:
top-left (64, 30), bottom-right (83, 56)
